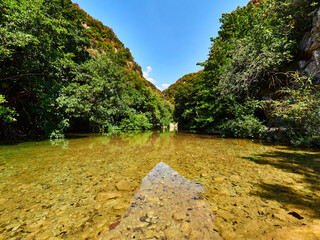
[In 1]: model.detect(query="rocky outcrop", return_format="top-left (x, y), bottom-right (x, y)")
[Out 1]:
top-left (99, 162), bottom-right (222, 240)
top-left (300, 8), bottom-right (320, 77)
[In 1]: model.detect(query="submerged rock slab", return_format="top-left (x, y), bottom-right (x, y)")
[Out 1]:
top-left (99, 162), bottom-right (222, 240)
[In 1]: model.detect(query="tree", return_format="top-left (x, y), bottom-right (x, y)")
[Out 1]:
top-left (0, 0), bottom-right (90, 138)
top-left (268, 72), bottom-right (320, 146)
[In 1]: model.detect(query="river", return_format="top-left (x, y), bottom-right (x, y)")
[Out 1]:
top-left (0, 131), bottom-right (319, 239)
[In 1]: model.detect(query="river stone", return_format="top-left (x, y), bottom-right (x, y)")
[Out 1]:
top-left (173, 211), bottom-right (187, 220)
top-left (181, 222), bottom-right (190, 233)
top-left (0, 198), bottom-right (8, 205)
top-left (99, 162), bottom-right (222, 239)
top-left (96, 192), bottom-right (121, 202)
top-left (113, 202), bottom-right (128, 210)
top-left (115, 180), bottom-right (132, 191)
top-left (273, 213), bottom-right (287, 222)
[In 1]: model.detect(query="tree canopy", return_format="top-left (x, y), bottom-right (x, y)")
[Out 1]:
top-left (170, 0), bottom-right (319, 146)
top-left (0, 0), bottom-right (172, 139)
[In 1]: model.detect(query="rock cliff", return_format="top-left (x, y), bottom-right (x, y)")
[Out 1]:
top-left (300, 7), bottom-right (320, 77)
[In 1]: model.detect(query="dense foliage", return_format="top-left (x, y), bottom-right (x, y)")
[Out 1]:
top-left (0, 0), bottom-right (172, 139)
top-left (73, 4), bottom-right (161, 95)
top-left (171, 0), bottom-right (319, 146)
top-left (268, 73), bottom-right (320, 147)
top-left (162, 71), bottom-right (201, 104)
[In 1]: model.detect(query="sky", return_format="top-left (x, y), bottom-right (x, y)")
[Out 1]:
top-left (72, 0), bottom-right (249, 90)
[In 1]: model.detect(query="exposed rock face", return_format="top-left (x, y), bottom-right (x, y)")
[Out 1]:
top-left (248, 0), bottom-right (260, 4)
top-left (99, 162), bottom-right (222, 240)
top-left (301, 8), bottom-right (320, 77)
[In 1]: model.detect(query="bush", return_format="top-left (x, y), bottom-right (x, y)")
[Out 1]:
top-left (219, 114), bottom-right (266, 138)
top-left (120, 113), bottom-right (152, 130)
top-left (0, 95), bottom-right (17, 123)
top-left (268, 72), bottom-right (320, 147)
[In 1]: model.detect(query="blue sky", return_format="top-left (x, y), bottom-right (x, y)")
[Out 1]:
top-left (72, 0), bottom-right (249, 90)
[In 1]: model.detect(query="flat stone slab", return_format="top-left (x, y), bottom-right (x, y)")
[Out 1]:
top-left (99, 162), bottom-right (222, 240)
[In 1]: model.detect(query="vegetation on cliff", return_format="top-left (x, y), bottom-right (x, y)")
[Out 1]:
top-left (0, 0), bottom-right (172, 139)
top-left (170, 0), bottom-right (319, 146)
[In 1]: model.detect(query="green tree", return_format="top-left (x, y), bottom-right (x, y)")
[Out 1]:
top-left (0, 0), bottom-right (89, 138)
top-left (0, 0), bottom-right (172, 139)
top-left (173, 0), bottom-right (317, 140)
top-left (268, 73), bottom-right (320, 146)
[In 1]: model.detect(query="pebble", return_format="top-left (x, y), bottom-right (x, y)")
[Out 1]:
top-left (96, 192), bottom-right (121, 202)
top-left (0, 198), bottom-right (8, 205)
top-left (216, 187), bottom-right (230, 196)
top-left (94, 202), bottom-right (102, 210)
top-left (144, 230), bottom-right (156, 238)
top-left (116, 180), bottom-right (132, 191)
top-left (273, 212), bottom-right (289, 221)
top-left (99, 230), bottom-right (121, 240)
top-left (30, 220), bottom-right (47, 229)
top-left (135, 221), bottom-right (148, 228)
top-left (190, 230), bottom-right (203, 239)
top-left (165, 228), bottom-right (177, 238)
top-left (147, 210), bottom-right (155, 217)
top-left (210, 203), bottom-right (218, 212)
top-left (181, 222), bottom-right (190, 233)
top-left (213, 177), bottom-right (225, 182)
top-left (146, 196), bottom-right (160, 202)
top-left (173, 211), bottom-right (187, 220)
top-left (200, 173), bottom-right (208, 178)
top-left (113, 202), bottom-right (128, 210)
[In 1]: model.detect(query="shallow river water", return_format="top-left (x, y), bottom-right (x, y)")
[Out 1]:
top-left (0, 131), bottom-right (319, 240)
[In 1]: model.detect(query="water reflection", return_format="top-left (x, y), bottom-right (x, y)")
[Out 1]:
top-left (162, 122), bottom-right (178, 133)
top-left (119, 131), bottom-right (153, 146)
top-left (50, 138), bottom-right (69, 149)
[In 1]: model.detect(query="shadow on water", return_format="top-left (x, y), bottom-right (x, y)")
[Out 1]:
top-left (244, 150), bottom-right (320, 217)
top-left (0, 133), bottom-right (90, 146)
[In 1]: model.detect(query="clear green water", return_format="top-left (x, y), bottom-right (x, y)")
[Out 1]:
top-left (0, 131), bottom-right (319, 239)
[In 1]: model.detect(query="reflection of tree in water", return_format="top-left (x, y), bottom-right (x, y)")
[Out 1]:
top-left (50, 139), bottom-right (69, 149)
top-left (159, 129), bottom-right (177, 139)
top-left (119, 131), bottom-right (153, 146)
top-left (245, 150), bottom-right (320, 218)
top-left (87, 135), bottom-right (111, 148)
top-left (65, 134), bottom-right (112, 149)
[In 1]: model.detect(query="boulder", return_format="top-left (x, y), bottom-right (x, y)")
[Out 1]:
top-left (99, 162), bottom-right (222, 240)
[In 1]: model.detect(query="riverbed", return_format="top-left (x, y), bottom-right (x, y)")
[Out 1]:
top-left (0, 131), bottom-right (319, 239)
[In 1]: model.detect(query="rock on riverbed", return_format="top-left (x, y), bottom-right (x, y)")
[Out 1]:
top-left (99, 162), bottom-right (222, 240)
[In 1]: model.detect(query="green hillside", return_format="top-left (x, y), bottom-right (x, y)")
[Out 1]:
top-left (171, 0), bottom-right (319, 146)
top-left (0, 0), bottom-right (172, 139)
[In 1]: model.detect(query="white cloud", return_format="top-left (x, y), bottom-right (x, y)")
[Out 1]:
top-left (143, 66), bottom-right (156, 84)
top-left (148, 78), bottom-right (156, 84)
top-left (143, 66), bottom-right (169, 91)
top-left (161, 83), bottom-right (170, 90)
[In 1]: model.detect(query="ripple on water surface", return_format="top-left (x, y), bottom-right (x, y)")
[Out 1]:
top-left (0, 132), bottom-right (319, 239)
